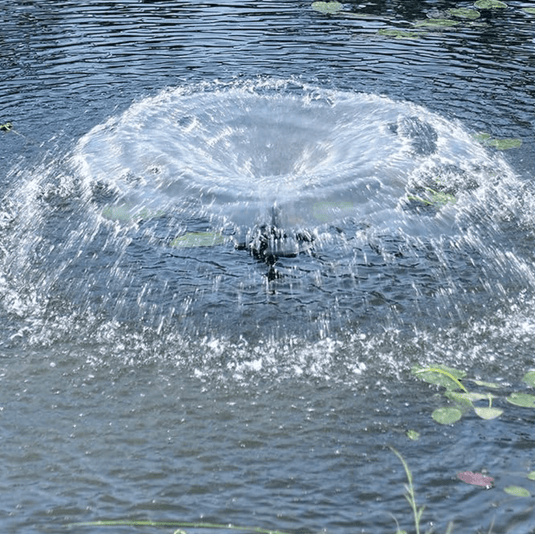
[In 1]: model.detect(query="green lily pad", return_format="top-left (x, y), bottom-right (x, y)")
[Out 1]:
top-left (527, 471), bottom-right (535, 481)
top-left (448, 8), bottom-right (481, 19)
top-left (474, 406), bottom-right (503, 420)
top-left (377, 28), bottom-right (421, 39)
top-left (523, 7), bottom-right (535, 14)
top-left (170, 232), bottom-right (225, 248)
top-left (506, 392), bottom-right (535, 408)
top-left (504, 485), bottom-right (531, 497)
top-left (312, 1), bottom-right (343, 14)
top-left (522, 371), bottom-right (535, 387)
top-left (414, 19), bottom-right (460, 28)
top-left (412, 365), bottom-right (467, 391)
top-left (432, 406), bottom-right (463, 424)
top-left (470, 379), bottom-right (502, 389)
top-left (406, 429), bottom-right (420, 441)
top-left (101, 204), bottom-right (166, 223)
top-left (474, 0), bottom-right (507, 8)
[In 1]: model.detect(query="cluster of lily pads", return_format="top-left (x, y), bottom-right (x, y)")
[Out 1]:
top-left (312, 0), bottom-right (535, 40)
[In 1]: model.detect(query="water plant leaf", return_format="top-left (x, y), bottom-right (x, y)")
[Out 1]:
top-left (522, 371), bottom-right (535, 387)
top-left (504, 485), bottom-right (531, 497)
top-left (457, 471), bottom-right (494, 488)
top-left (412, 365), bottom-right (467, 391)
top-left (473, 132), bottom-right (522, 150)
top-left (0, 121), bottom-right (13, 132)
top-left (506, 392), bottom-right (535, 408)
top-left (170, 232), bottom-right (225, 248)
top-left (312, 2), bottom-right (343, 14)
top-left (448, 8), bottom-right (480, 19)
top-left (101, 204), bottom-right (166, 223)
top-left (523, 7), bottom-right (535, 14)
top-left (414, 19), bottom-right (460, 28)
top-left (432, 406), bottom-right (463, 424)
top-left (474, 0), bottom-right (507, 8)
top-left (470, 379), bottom-right (501, 389)
top-left (406, 429), bottom-right (420, 441)
top-left (474, 406), bottom-right (503, 420)
top-left (377, 28), bottom-right (421, 39)
top-left (527, 471), bottom-right (535, 481)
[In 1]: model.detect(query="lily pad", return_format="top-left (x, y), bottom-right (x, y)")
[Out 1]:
top-left (506, 392), bottom-right (535, 408)
top-left (312, 1), bottom-right (343, 14)
top-left (523, 7), bottom-right (535, 14)
top-left (448, 8), bottom-right (480, 19)
top-left (470, 379), bottom-right (501, 389)
top-left (522, 371), bottom-right (535, 387)
top-left (414, 19), bottom-right (460, 28)
top-left (101, 204), bottom-right (166, 223)
top-left (457, 471), bottom-right (494, 487)
top-left (527, 471), bottom-right (535, 481)
top-left (170, 232), bottom-right (225, 248)
top-left (504, 485), bottom-right (531, 497)
top-left (377, 28), bottom-right (421, 39)
top-left (432, 406), bottom-right (463, 424)
top-left (474, 0), bottom-right (507, 8)
top-left (474, 406), bottom-right (503, 420)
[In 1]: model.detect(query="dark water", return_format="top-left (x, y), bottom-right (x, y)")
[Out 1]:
top-left (2, 1), bottom-right (535, 533)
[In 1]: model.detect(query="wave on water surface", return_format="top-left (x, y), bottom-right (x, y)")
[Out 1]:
top-left (1, 79), bottom-right (534, 376)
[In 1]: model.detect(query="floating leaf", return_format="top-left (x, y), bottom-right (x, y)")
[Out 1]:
top-left (414, 19), bottom-right (460, 28)
top-left (448, 8), bottom-right (481, 19)
top-left (457, 471), bottom-right (494, 488)
top-left (504, 485), bottom-right (531, 497)
top-left (474, 406), bottom-right (503, 420)
top-left (170, 232), bottom-right (225, 248)
top-left (432, 406), bottom-right (463, 424)
top-left (412, 365), bottom-right (467, 391)
top-left (506, 392), bottom-right (535, 408)
top-left (522, 371), bottom-right (535, 388)
top-left (312, 1), bottom-right (343, 14)
top-left (474, 0), bottom-right (507, 8)
top-left (377, 28), bottom-right (421, 39)
top-left (523, 7), bottom-right (535, 14)
top-left (101, 204), bottom-right (166, 223)
top-left (406, 429), bottom-right (420, 441)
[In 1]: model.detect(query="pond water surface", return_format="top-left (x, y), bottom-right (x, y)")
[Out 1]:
top-left (2, 1), bottom-right (535, 533)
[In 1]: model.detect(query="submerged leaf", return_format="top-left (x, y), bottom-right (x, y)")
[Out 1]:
top-left (457, 471), bottom-right (494, 488)
top-left (506, 392), bottom-right (535, 408)
top-left (473, 132), bottom-right (522, 150)
top-left (414, 19), bottom-right (460, 27)
top-left (170, 232), bottom-right (225, 248)
top-left (312, 2), bottom-right (343, 14)
top-left (504, 485), bottom-right (531, 497)
top-left (432, 406), bottom-right (462, 424)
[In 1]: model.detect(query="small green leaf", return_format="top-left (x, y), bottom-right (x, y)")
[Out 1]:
top-left (170, 232), bottom-right (225, 248)
top-left (506, 392), bottom-right (535, 408)
top-left (470, 379), bottom-right (501, 389)
top-left (523, 7), bottom-right (535, 14)
top-left (312, 1), bottom-right (343, 14)
top-left (474, 0), bottom-right (507, 8)
top-left (473, 132), bottom-right (522, 150)
top-left (432, 406), bottom-right (463, 424)
top-left (527, 471), bottom-right (535, 481)
top-left (448, 8), bottom-right (480, 19)
top-left (414, 19), bottom-right (460, 28)
top-left (504, 486), bottom-right (531, 497)
top-left (406, 429), bottom-right (420, 441)
top-left (522, 371), bottom-right (535, 388)
top-left (474, 407), bottom-right (503, 420)
top-left (377, 28), bottom-right (421, 39)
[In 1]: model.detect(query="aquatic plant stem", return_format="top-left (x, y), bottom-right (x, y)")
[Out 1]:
top-left (390, 447), bottom-right (425, 534)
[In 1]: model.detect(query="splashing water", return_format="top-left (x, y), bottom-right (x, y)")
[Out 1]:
top-left (1, 79), bottom-right (533, 377)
